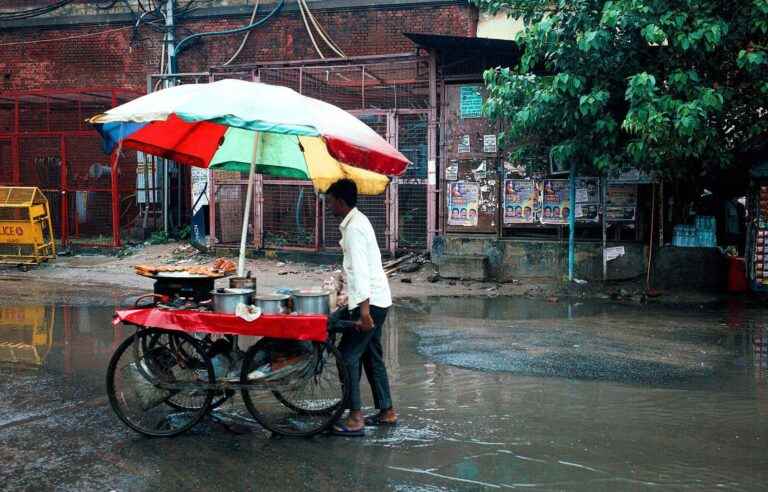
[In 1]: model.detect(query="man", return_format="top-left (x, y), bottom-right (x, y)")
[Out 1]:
top-left (504, 206), bottom-right (514, 221)
top-left (326, 179), bottom-right (397, 436)
top-left (468, 208), bottom-right (478, 224)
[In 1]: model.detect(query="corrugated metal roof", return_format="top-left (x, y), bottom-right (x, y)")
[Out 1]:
top-left (404, 32), bottom-right (520, 55)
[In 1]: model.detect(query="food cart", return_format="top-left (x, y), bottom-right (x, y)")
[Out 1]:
top-left (91, 80), bottom-right (408, 438)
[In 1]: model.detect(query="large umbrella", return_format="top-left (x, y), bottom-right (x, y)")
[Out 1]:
top-left (89, 79), bottom-right (410, 275)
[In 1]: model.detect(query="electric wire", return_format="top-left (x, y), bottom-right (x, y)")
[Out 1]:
top-left (0, 0), bottom-right (76, 21)
top-left (174, 0), bottom-right (284, 61)
top-left (0, 25), bottom-right (134, 46)
top-left (298, 0), bottom-right (325, 58)
top-left (299, 0), bottom-right (345, 58)
top-left (223, 0), bottom-right (260, 66)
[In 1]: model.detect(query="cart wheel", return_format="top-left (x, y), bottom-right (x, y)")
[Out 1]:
top-left (17, 264), bottom-right (29, 272)
top-left (139, 330), bottom-right (231, 412)
top-left (240, 338), bottom-right (348, 437)
top-left (107, 329), bottom-right (215, 437)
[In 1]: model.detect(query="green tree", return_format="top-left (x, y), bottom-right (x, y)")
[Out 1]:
top-left (475, 0), bottom-right (768, 180)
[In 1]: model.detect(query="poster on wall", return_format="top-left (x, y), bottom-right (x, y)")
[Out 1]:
top-left (503, 179), bottom-right (537, 224)
top-left (459, 85), bottom-right (483, 118)
top-left (446, 160), bottom-right (458, 180)
top-left (447, 181), bottom-right (480, 227)
top-left (458, 135), bottom-right (471, 153)
top-left (541, 179), bottom-right (570, 224)
top-left (574, 177), bottom-right (600, 222)
top-left (606, 184), bottom-right (637, 222)
top-left (483, 134), bottom-right (498, 153)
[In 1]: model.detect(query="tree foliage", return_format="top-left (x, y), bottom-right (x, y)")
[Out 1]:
top-left (474, 0), bottom-right (768, 179)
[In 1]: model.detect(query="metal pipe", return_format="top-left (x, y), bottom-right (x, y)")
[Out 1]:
top-left (427, 52), bottom-right (438, 250)
top-left (568, 162), bottom-right (576, 281)
top-left (238, 133), bottom-right (262, 276)
top-left (646, 183), bottom-right (656, 290)
top-left (602, 175), bottom-right (607, 282)
top-left (59, 136), bottom-right (68, 246)
top-left (110, 149), bottom-right (121, 247)
top-left (209, 168), bottom-right (217, 245)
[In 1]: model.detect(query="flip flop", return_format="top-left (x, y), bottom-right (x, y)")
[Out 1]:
top-left (331, 423), bottom-right (365, 437)
top-left (364, 414), bottom-right (398, 427)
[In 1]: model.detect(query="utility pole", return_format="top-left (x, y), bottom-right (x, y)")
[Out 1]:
top-left (161, 0), bottom-right (176, 234)
top-left (165, 0), bottom-right (176, 77)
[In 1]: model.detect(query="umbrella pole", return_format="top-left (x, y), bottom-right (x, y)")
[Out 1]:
top-left (238, 132), bottom-right (261, 277)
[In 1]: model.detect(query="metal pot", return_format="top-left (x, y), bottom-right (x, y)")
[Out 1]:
top-left (210, 288), bottom-right (254, 314)
top-left (253, 294), bottom-right (290, 315)
top-left (229, 276), bottom-right (257, 291)
top-left (291, 289), bottom-right (331, 315)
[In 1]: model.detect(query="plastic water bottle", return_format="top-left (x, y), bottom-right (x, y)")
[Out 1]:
top-left (211, 354), bottom-right (231, 379)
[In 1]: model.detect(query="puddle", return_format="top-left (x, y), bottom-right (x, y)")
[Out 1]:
top-left (0, 298), bottom-right (766, 490)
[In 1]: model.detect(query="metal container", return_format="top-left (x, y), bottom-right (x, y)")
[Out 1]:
top-left (291, 289), bottom-right (331, 315)
top-left (210, 288), bottom-right (254, 314)
top-left (229, 276), bottom-right (257, 291)
top-left (253, 294), bottom-right (290, 315)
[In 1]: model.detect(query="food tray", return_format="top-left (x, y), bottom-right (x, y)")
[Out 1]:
top-left (134, 270), bottom-right (230, 280)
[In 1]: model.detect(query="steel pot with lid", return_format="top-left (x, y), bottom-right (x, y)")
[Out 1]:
top-left (210, 288), bottom-right (254, 314)
top-left (291, 289), bottom-right (331, 315)
top-left (253, 294), bottom-right (290, 314)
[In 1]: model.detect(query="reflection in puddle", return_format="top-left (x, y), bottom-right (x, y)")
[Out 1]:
top-left (0, 304), bottom-right (123, 376)
top-left (0, 297), bottom-right (767, 490)
top-left (0, 306), bottom-right (53, 367)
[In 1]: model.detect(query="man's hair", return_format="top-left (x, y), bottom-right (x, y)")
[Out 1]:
top-left (327, 179), bottom-right (358, 208)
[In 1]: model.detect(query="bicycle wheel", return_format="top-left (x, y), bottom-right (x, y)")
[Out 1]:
top-left (107, 329), bottom-right (215, 437)
top-left (140, 331), bottom-right (232, 411)
top-left (240, 338), bottom-right (349, 437)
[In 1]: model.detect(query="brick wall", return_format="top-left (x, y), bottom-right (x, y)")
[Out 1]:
top-left (0, 1), bottom-right (475, 92)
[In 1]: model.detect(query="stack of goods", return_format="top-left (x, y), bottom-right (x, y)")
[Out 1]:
top-left (756, 230), bottom-right (766, 286)
top-left (134, 258), bottom-right (237, 277)
top-left (694, 216), bottom-right (717, 247)
top-left (755, 186), bottom-right (768, 287)
top-left (672, 216), bottom-right (717, 247)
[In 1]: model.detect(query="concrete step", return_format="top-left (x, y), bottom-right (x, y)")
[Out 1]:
top-left (435, 254), bottom-right (489, 281)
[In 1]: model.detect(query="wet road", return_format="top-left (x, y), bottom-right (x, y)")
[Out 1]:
top-left (1, 297), bottom-right (767, 490)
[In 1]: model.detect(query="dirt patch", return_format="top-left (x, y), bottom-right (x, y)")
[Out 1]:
top-left (0, 242), bottom-right (745, 306)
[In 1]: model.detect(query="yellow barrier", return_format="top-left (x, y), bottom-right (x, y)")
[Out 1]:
top-left (0, 187), bottom-right (56, 270)
top-left (0, 306), bottom-right (54, 366)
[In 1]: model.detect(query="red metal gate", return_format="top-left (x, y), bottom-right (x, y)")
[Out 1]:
top-left (209, 55), bottom-right (437, 254)
top-left (0, 88), bottom-right (144, 248)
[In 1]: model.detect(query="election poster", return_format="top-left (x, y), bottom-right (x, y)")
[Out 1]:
top-left (574, 177), bottom-right (600, 223)
top-left (607, 184), bottom-right (637, 222)
top-left (503, 179), bottom-right (536, 224)
top-left (447, 181), bottom-right (480, 227)
top-left (541, 179), bottom-right (570, 224)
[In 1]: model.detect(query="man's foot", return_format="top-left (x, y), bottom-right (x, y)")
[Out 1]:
top-left (364, 408), bottom-right (398, 426)
top-left (330, 423), bottom-right (365, 437)
top-left (331, 411), bottom-right (365, 436)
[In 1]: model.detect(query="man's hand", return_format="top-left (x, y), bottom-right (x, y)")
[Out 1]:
top-left (356, 312), bottom-right (374, 332)
top-left (355, 300), bottom-right (374, 332)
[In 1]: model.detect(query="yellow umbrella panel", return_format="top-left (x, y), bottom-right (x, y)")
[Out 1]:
top-left (208, 128), bottom-right (389, 195)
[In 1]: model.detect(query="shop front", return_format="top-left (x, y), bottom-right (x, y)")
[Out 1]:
top-left (409, 33), bottom-right (654, 282)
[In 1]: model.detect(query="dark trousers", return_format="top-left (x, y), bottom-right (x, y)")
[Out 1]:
top-left (331, 305), bottom-right (393, 411)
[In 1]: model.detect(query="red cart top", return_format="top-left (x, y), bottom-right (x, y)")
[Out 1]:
top-left (114, 308), bottom-right (328, 342)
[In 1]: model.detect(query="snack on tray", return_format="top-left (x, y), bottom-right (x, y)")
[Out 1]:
top-left (133, 258), bottom-right (237, 277)
top-left (212, 258), bottom-right (237, 273)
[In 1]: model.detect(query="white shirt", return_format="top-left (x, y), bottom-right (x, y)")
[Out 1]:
top-left (339, 207), bottom-right (392, 310)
